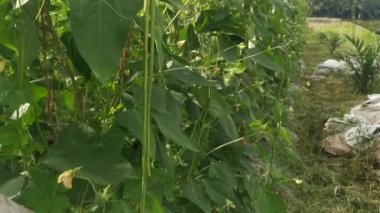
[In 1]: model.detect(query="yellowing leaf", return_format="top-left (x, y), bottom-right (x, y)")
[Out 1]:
top-left (0, 60), bottom-right (5, 72)
top-left (293, 178), bottom-right (303, 185)
top-left (176, 40), bottom-right (186, 48)
top-left (57, 168), bottom-right (81, 189)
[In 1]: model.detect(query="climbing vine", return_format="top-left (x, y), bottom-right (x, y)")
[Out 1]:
top-left (0, 0), bottom-right (307, 212)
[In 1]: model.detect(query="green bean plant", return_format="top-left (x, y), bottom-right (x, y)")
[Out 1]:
top-left (0, 0), bottom-right (307, 212)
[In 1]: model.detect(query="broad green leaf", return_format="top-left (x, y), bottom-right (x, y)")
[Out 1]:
top-left (12, 6), bottom-right (40, 69)
top-left (157, 138), bottom-right (174, 176)
top-left (209, 161), bottom-right (237, 187)
top-left (12, 0), bottom-right (30, 9)
top-left (0, 1), bottom-right (14, 50)
top-left (195, 9), bottom-right (244, 35)
top-left (31, 85), bottom-right (47, 101)
top-left (44, 125), bottom-right (137, 184)
top-left (186, 25), bottom-right (200, 51)
top-left (152, 112), bottom-right (198, 151)
top-left (16, 168), bottom-right (70, 213)
top-left (204, 178), bottom-right (237, 206)
top-left (0, 124), bottom-right (28, 152)
top-left (209, 90), bottom-right (232, 117)
top-left (69, 0), bottom-right (142, 82)
top-left (255, 191), bottom-right (287, 213)
top-left (279, 127), bottom-right (293, 146)
top-left (244, 48), bottom-right (284, 73)
top-left (191, 87), bottom-right (210, 107)
top-left (203, 179), bottom-right (226, 206)
top-left (123, 179), bottom-right (141, 201)
top-left (168, 68), bottom-right (214, 86)
top-left (151, 86), bottom-right (169, 113)
top-left (154, 6), bottom-right (165, 72)
top-left (0, 0), bottom-right (39, 68)
top-left (117, 109), bottom-right (143, 141)
top-left (160, 0), bottom-right (186, 9)
top-left (107, 201), bottom-right (135, 213)
top-left (60, 32), bottom-right (92, 80)
top-left (182, 179), bottom-right (211, 213)
top-left (218, 34), bottom-right (242, 62)
top-left (117, 108), bottom-right (156, 159)
top-left (219, 115), bottom-right (239, 139)
top-left (145, 195), bottom-right (165, 213)
top-left (58, 89), bottom-right (75, 111)
top-left (149, 169), bottom-right (176, 201)
top-left (0, 77), bottom-right (35, 112)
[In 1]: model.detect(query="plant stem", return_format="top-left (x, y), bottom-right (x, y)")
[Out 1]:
top-left (141, 0), bottom-right (155, 212)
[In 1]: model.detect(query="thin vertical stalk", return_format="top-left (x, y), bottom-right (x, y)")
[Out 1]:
top-left (141, 0), bottom-right (155, 212)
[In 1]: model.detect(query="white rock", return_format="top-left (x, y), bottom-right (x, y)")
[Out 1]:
top-left (314, 59), bottom-right (352, 75)
top-left (0, 195), bottom-right (34, 213)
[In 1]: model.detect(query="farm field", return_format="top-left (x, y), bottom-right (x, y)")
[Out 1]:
top-left (290, 20), bottom-right (380, 211)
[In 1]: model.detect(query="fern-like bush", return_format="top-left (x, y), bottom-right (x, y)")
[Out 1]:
top-left (317, 31), bottom-right (344, 56)
top-left (343, 35), bottom-right (380, 93)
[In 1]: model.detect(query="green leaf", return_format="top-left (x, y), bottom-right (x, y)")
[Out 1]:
top-left (16, 168), bottom-right (70, 213)
top-left (31, 85), bottom-right (47, 101)
top-left (151, 86), bottom-right (169, 113)
top-left (154, 6), bottom-right (165, 72)
top-left (255, 191), bottom-right (287, 213)
top-left (209, 89), bottom-right (232, 117)
top-left (182, 179), bottom-right (211, 213)
top-left (218, 34), bottom-right (242, 62)
top-left (152, 112), bottom-right (198, 152)
top-left (160, 0), bottom-right (186, 9)
top-left (195, 9), bottom-right (244, 35)
top-left (168, 68), bottom-right (214, 86)
top-left (279, 127), bottom-right (293, 146)
top-left (13, 9), bottom-right (40, 68)
top-left (244, 48), bottom-right (284, 73)
top-left (58, 90), bottom-right (75, 111)
top-left (12, 0), bottom-right (31, 9)
top-left (117, 108), bottom-right (156, 159)
top-left (0, 124), bottom-right (27, 151)
top-left (60, 32), bottom-right (92, 80)
top-left (219, 115), bottom-right (239, 139)
top-left (186, 25), bottom-right (200, 51)
top-left (145, 195), bottom-right (165, 213)
top-left (0, 1), bottom-right (12, 47)
top-left (0, 3), bottom-right (39, 69)
top-left (44, 125), bottom-right (137, 184)
top-left (107, 201), bottom-right (135, 213)
top-left (69, 0), bottom-right (142, 82)
top-left (209, 161), bottom-right (237, 187)
top-left (117, 109), bottom-right (143, 141)
top-left (203, 178), bottom-right (237, 206)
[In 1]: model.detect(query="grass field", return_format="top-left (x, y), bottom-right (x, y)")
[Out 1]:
top-left (351, 20), bottom-right (380, 33)
top-left (289, 20), bottom-right (380, 212)
top-left (307, 21), bottom-right (379, 57)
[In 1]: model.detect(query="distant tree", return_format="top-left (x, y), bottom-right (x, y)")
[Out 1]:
top-left (360, 0), bottom-right (380, 19)
top-left (310, 0), bottom-right (380, 19)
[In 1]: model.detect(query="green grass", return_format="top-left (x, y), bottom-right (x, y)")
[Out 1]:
top-left (288, 21), bottom-right (380, 212)
top-left (309, 21), bottom-right (378, 44)
top-left (351, 20), bottom-right (380, 33)
top-left (308, 21), bottom-right (379, 57)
